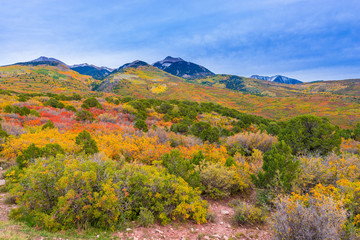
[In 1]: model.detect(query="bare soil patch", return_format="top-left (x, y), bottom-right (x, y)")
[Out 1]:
top-left (115, 199), bottom-right (271, 240)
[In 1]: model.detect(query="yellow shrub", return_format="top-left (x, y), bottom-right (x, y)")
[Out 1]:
top-left (2, 128), bottom-right (79, 162)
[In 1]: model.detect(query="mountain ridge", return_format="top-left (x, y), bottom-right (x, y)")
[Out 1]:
top-left (153, 56), bottom-right (215, 79)
top-left (250, 75), bottom-right (302, 84)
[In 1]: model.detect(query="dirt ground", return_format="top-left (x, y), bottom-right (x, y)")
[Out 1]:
top-left (114, 199), bottom-right (272, 240)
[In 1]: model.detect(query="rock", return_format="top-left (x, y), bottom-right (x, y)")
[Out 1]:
top-left (126, 228), bottom-right (132, 231)
top-left (156, 229), bottom-right (164, 234)
top-left (221, 210), bottom-right (230, 215)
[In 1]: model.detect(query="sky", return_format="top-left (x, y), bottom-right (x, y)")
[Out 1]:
top-left (1, 0), bottom-right (359, 82)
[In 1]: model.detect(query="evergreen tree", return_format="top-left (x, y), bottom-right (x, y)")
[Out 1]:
top-left (279, 115), bottom-right (341, 155)
top-left (75, 130), bottom-right (99, 155)
top-left (251, 141), bottom-right (299, 193)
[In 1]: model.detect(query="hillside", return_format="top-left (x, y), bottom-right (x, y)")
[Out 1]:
top-left (188, 74), bottom-right (360, 99)
top-left (0, 61), bottom-right (360, 240)
top-left (0, 58), bottom-right (360, 128)
top-left (0, 64), bottom-right (94, 94)
top-left (92, 63), bottom-right (360, 128)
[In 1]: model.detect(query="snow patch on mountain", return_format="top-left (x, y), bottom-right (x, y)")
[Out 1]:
top-left (250, 75), bottom-right (302, 84)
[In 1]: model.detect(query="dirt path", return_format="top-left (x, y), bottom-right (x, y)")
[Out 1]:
top-left (0, 170), bottom-right (12, 222)
top-left (0, 169), bottom-right (12, 222)
top-left (116, 199), bottom-right (272, 240)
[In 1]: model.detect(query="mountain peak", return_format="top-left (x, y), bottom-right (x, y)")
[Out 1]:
top-left (250, 75), bottom-right (302, 84)
top-left (153, 57), bottom-right (214, 79)
top-left (117, 60), bottom-right (150, 71)
top-left (70, 63), bottom-right (114, 80)
top-left (30, 56), bottom-right (66, 65)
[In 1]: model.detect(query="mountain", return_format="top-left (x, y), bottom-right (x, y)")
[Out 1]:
top-left (94, 60), bottom-right (184, 95)
top-left (250, 75), bottom-right (302, 84)
top-left (116, 60), bottom-right (150, 72)
top-left (0, 57), bottom-right (360, 127)
top-left (153, 56), bottom-right (214, 79)
top-left (0, 57), bottom-right (95, 93)
top-left (70, 63), bottom-right (113, 80)
top-left (13, 56), bottom-right (69, 68)
top-left (30, 56), bottom-right (67, 65)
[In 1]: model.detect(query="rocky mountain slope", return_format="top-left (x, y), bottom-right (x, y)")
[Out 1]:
top-left (153, 56), bottom-right (214, 79)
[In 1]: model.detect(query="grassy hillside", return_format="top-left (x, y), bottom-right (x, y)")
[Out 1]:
top-left (0, 63), bottom-right (359, 128)
top-left (0, 64), bottom-right (95, 93)
top-left (95, 66), bottom-right (360, 128)
top-left (191, 75), bottom-right (360, 97)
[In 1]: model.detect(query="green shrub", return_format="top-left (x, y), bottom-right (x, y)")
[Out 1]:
top-left (75, 110), bottom-right (94, 122)
top-left (29, 109), bottom-right (41, 117)
top-left (9, 156), bottom-right (208, 231)
top-left (42, 143), bottom-right (65, 157)
top-left (138, 207), bottom-right (155, 227)
top-left (279, 115), bottom-right (341, 155)
top-left (199, 127), bottom-right (220, 143)
top-left (158, 103), bottom-right (174, 114)
top-left (353, 123), bottom-right (360, 141)
top-left (198, 162), bottom-right (236, 199)
top-left (75, 130), bottom-right (99, 155)
top-left (135, 110), bottom-right (147, 120)
top-left (134, 119), bottom-right (148, 132)
top-left (4, 105), bottom-right (12, 113)
top-left (163, 114), bottom-right (172, 122)
top-left (42, 120), bottom-right (55, 130)
top-left (190, 122), bottom-right (219, 143)
top-left (0, 124), bottom-right (9, 139)
top-left (44, 98), bottom-right (64, 109)
top-left (232, 201), bottom-right (266, 225)
top-left (18, 94), bottom-right (30, 102)
top-left (16, 143), bottom-right (65, 169)
top-left (162, 150), bottom-right (200, 189)
top-left (190, 121), bottom-right (211, 136)
top-left (170, 123), bottom-right (189, 134)
top-left (82, 97), bottom-right (102, 109)
top-left (65, 105), bottom-right (76, 112)
top-left (251, 141), bottom-right (299, 193)
top-left (206, 211), bottom-right (217, 223)
top-left (16, 143), bottom-right (43, 169)
top-left (7, 105), bottom-right (31, 116)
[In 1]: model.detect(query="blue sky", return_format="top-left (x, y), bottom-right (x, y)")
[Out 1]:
top-left (1, 0), bottom-right (359, 81)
